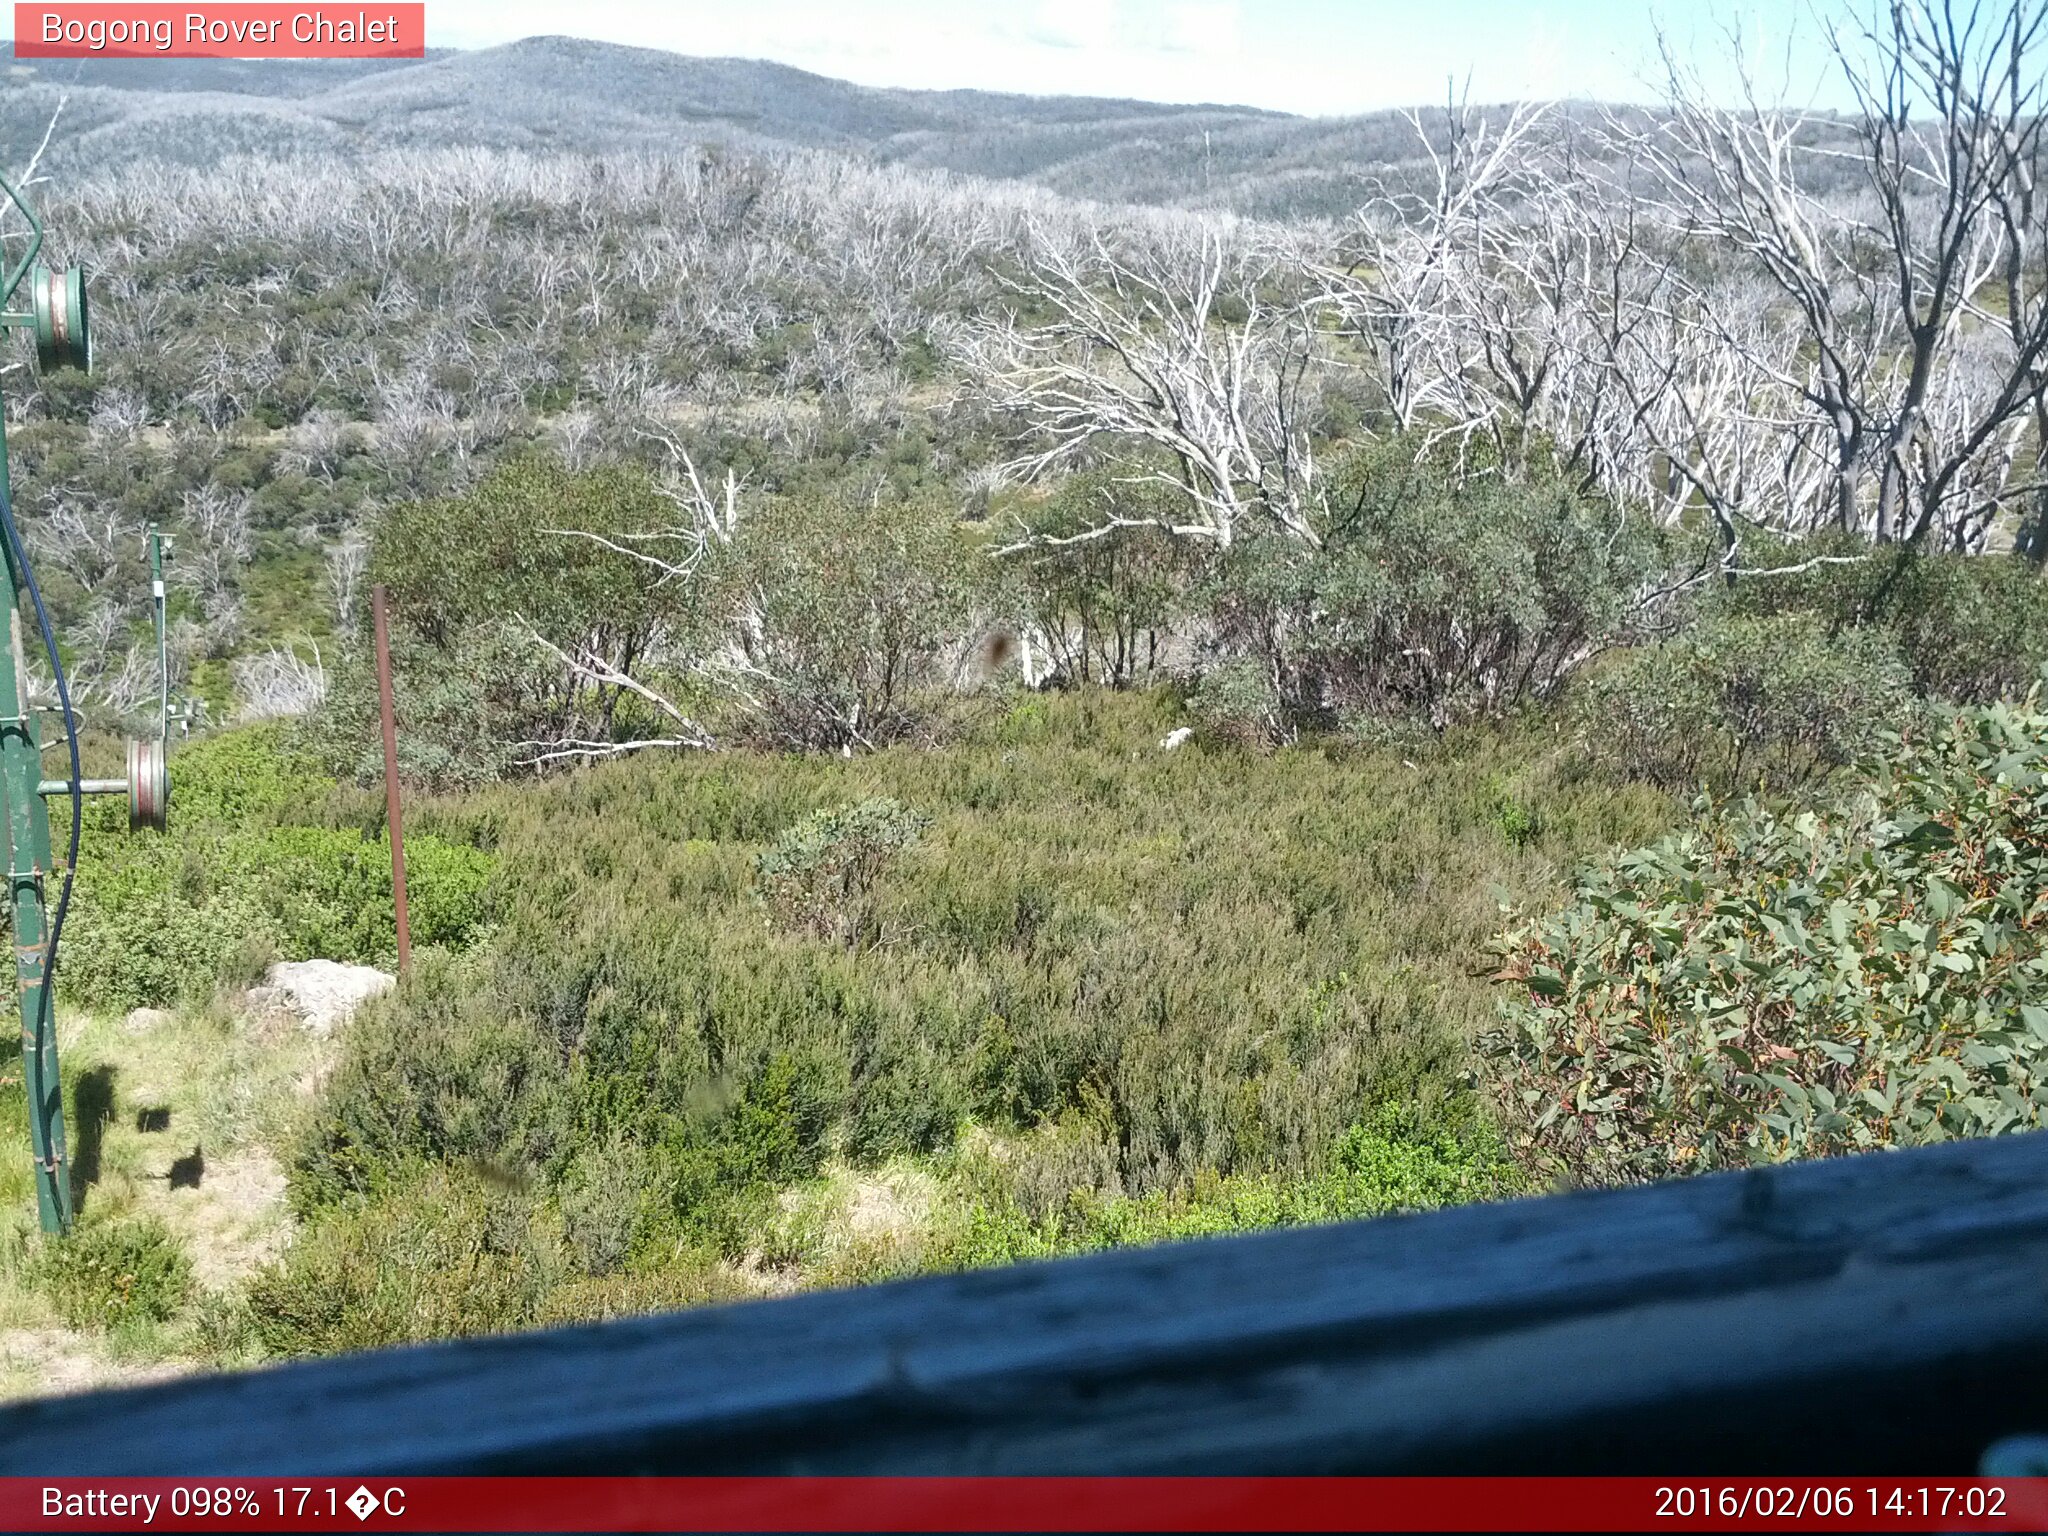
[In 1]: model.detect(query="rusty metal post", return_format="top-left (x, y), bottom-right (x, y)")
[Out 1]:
top-left (371, 584), bottom-right (411, 976)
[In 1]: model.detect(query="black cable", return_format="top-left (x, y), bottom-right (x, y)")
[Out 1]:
top-left (0, 473), bottom-right (81, 1047)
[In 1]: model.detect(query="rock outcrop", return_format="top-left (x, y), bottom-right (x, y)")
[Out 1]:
top-left (244, 959), bottom-right (395, 1037)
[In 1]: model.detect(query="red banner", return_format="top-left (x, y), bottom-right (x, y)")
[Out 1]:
top-left (13, 5), bottom-right (425, 59)
top-left (0, 1478), bottom-right (2045, 1532)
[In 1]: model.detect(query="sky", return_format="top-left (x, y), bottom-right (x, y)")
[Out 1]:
top-left (426, 0), bottom-right (1852, 118)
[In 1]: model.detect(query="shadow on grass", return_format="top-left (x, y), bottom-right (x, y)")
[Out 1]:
top-left (69, 1063), bottom-right (117, 1216)
top-left (168, 1146), bottom-right (204, 1190)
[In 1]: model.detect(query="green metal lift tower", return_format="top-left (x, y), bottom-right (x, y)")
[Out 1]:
top-left (0, 172), bottom-right (170, 1235)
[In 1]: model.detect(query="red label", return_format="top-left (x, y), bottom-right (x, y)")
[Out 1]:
top-left (13, 4), bottom-right (425, 58)
top-left (0, 1478), bottom-right (2045, 1533)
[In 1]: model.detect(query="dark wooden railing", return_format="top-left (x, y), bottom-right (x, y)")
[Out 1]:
top-left (2, 1132), bottom-right (2044, 1475)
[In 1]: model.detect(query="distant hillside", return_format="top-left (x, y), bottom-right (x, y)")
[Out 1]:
top-left (0, 36), bottom-right (1438, 216)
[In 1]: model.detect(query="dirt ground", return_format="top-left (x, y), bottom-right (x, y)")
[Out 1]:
top-left (0, 982), bottom-right (350, 1400)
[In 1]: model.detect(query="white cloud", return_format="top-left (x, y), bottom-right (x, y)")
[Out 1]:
top-left (1021, 0), bottom-right (1120, 51)
top-left (1159, 1), bottom-right (1241, 56)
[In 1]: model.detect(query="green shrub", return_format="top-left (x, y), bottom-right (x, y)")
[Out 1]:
top-left (701, 1050), bottom-right (839, 1194)
top-left (934, 1100), bottom-right (1525, 1268)
top-left (555, 1137), bottom-right (678, 1276)
top-left (532, 1263), bottom-right (754, 1328)
top-left (1487, 779), bottom-right (1544, 847)
top-left (1886, 555), bottom-right (2048, 702)
top-left (278, 692), bottom-right (1676, 1340)
top-left (61, 846), bottom-right (279, 1014)
top-left (1324, 1099), bottom-right (1526, 1210)
top-left (1577, 613), bottom-right (1918, 792)
top-left (1718, 537), bottom-right (2048, 703)
top-left (1006, 473), bottom-right (1198, 688)
top-left (255, 825), bottom-right (494, 960)
top-left (1206, 439), bottom-right (1666, 734)
top-left (374, 453), bottom-right (683, 654)
top-left (338, 464), bottom-right (998, 774)
top-left (755, 797), bottom-right (929, 944)
top-left (290, 950), bottom-right (565, 1215)
top-left (186, 1286), bottom-right (263, 1364)
top-left (163, 722), bottom-right (329, 824)
top-left (59, 723), bottom-right (495, 1011)
top-left (706, 492), bottom-right (990, 751)
top-left (1188, 657), bottom-right (1283, 747)
top-left (1483, 691), bottom-right (2048, 1186)
top-left (300, 695), bottom-right (1669, 1203)
top-left (299, 622), bottom-right (545, 790)
top-left (61, 724), bottom-right (313, 1011)
top-left (32, 1216), bottom-right (193, 1331)
top-left (245, 1164), bottom-right (556, 1357)
top-left (63, 819), bottom-right (493, 1013)
top-left (343, 455), bottom-right (700, 783)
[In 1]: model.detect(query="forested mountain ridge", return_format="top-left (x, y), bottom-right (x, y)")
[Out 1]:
top-left (1, 36), bottom-right (1423, 215)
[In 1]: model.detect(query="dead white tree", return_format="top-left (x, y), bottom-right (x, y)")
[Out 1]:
top-left (325, 531), bottom-right (369, 636)
top-left (233, 640), bottom-right (327, 721)
top-left (1613, 1), bottom-right (2048, 546)
top-left (1913, 324), bottom-right (2034, 549)
top-left (970, 221), bottom-right (1325, 550)
top-left (0, 95), bottom-right (65, 388)
top-left (1607, 259), bottom-right (1843, 549)
top-left (512, 623), bottom-right (718, 767)
top-left (56, 599), bottom-right (154, 719)
top-left (1993, 95), bottom-right (2048, 559)
top-left (27, 493), bottom-right (139, 597)
top-left (86, 387), bottom-right (149, 437)
top-left (280, 409), bottom-right (359, 484)
top-left (178, 482), bottom-right (253, 646)
top-left (1318, 89), bottom-right (1553, 441)
top-left (535, 422), bottom-right (744, 586)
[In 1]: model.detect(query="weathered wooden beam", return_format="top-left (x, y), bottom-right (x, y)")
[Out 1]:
top-left (3, 1132), bottom-right (2045, 1475)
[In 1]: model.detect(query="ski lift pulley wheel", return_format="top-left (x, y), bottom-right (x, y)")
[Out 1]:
top-left (31, 264), bottom-right (88, 375)
top-left (127, 737), bottom-right (166, 832)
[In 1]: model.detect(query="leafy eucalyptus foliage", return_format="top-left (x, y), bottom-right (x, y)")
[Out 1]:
top-left (1203, 440), bottom-right (1665, 739)
top-left (1484, 689), bottom-right (2048, 1185)
top-left (706, 491), bottom-right (990, 751)
top-left (1575, 612), bottom-right (1919, 793)
top-left (1004, 472), bottom-right (1198, 689)
top-left (1715, 536), bottom-right (2048, 704)
top-left (345, 454), bottom-right (696, 776)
